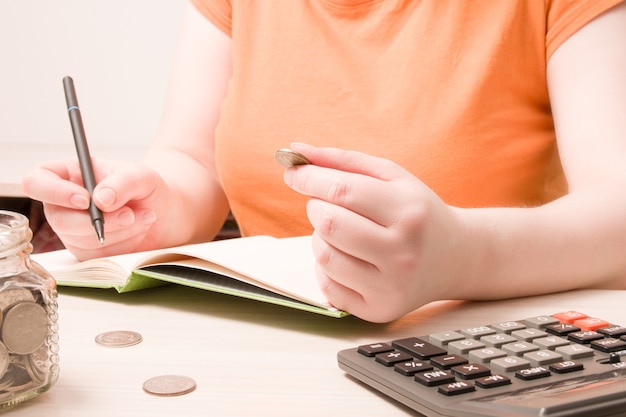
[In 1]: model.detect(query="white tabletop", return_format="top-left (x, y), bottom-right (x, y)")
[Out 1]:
top-left (7, 284), bottom-right (626, 417)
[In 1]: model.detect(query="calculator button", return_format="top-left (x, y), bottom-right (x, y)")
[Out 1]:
top-left (523, 349), bottom-right (564, 366)
top-left (469, 347), bottom-right (507, 364)
top-left (437, 380), bottom-right (475, 396)
top-left (533, 335), bottom-right (571, 349)
top-left (429, 331), bottom-right (465, 347)
top-left (549, 360), bottom-right (584, 374)
top-left (394, 361), bottom-right (433, 376)
top-left (430, 354), bottom-right (468, 370)
top-left (511, 328), bottom-right (548, 342)
top-left (553, 311), bottom-right (587, 324)
top-left (451, 363), bottom-right (491, 380)
top-left (475, 374), bottom-right (511, 389)
top-left (574, 317), bottom-right (610, 331)
top-left (502, 341), bottom-right (539, 357)
top-left (490, 356), bottom-right (531, 373)
top-left (480, 333), bottom-right (516, 347)
top-left (448, 339), bottom-right (485, 355)
top-left (392, 338), bottom-right (447, 360)
top-left (491, 321), bottom-right (526, 334)
top-left (414, 369), bottom-right (456, 387)
top-left (568, 330), bottom-right (604, 344)
top-left (375, 350), bottom-right (414, 366)
top-left (460, 326), bottom-right (496, 339)
top-left (546, 323), bottom-right (581, 336)
top-left (556, 344), bottom-right (595, 359)
top-left (598, 325), bottom-right (626, 338)
top-left (357, 343), bottom-right (394, 357)
top-left (590, 338), bottom-right (626, 353)
top-left (525, 315), bottom-right (560, 329)
top-left (515, 366), bottom-right (551, 381)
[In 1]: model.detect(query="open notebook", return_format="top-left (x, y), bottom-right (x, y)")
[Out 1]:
top-left (32, 235), bottom-right (348, 318)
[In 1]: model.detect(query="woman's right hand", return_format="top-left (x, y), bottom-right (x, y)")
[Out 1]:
top-left (22, 157), bottom-right (167, 260)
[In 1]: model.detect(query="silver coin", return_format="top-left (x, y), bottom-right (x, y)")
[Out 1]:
top-left (24, 344), bottom-right (48, 384)
top-left (1, 301), bottom-right (48, 355)
top-left (95, 330), bottom-right (143, 348)
top-left (142, 375), bottom-right (196, 397)
top-left (274, 148), bottom-right (311, 168)
top-left (0, 341), bottom-right (9, 379)
top-left (0, 287), bottom-right (35, 311)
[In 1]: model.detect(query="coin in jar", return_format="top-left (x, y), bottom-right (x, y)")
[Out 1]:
top-left (142, 375), bottom-right (196, 397)
top-left (274, 148), bottom-right (311, 168)
top-left (95, 330), bottom-right (143, 348)
top-left (1, 301), bottom-right (48, 355)
top-left (0, 341), bottom-right (9, 379)
top-left (0, 287), bottom-right (35, 311)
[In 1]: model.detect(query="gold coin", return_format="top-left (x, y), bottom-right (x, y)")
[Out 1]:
top-left (142, 375), bottom-right (196, 397)
top-left (95, 330), bottom-right (143, 348)
top-left (274, 148), bottom-right (311, 168)
top-left (1, 301), bottom-right (48, 355)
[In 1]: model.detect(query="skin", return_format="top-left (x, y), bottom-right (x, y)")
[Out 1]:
top-left (22, 2), bottom-right (626, 322)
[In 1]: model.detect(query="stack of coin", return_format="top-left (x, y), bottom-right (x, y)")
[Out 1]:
top-left (0, 286), bottom-right (53, 399)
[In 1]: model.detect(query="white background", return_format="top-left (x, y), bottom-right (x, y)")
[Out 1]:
top-left (0, 1), bottom-right (185, 149)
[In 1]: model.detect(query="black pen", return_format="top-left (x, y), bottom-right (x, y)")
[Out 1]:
top-left (62, 76), bottom-right (105, 244)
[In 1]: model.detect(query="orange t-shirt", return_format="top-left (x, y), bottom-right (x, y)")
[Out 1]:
top-left (190, 0), bottom-right (622, 237)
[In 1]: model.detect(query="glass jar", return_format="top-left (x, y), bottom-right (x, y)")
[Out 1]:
top-left (0, 210), bottom-right (59, 408)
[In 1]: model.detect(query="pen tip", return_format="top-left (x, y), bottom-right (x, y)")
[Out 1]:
top-left (99, 237), bottom-right (105, 245)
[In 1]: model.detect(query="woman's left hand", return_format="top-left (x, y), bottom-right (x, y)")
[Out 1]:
top-left (283, 143), bottom-right (467, 322)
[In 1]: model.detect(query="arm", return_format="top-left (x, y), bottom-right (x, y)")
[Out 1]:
top-left (140, 1), bottom-right (232, 247)
top-left (462, 1), bottom-right (626, 296)
top-left (283, 3), bottom-right (626, 322)
top-left (21, 2), bottom-right (232, 259)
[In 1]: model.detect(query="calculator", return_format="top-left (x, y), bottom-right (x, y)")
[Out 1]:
top-left (337, 311), bottom-right (626, 417)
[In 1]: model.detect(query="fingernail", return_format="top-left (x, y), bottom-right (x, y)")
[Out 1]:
top-left (143, 210), bottom-right (157, 225)
top-left (283, 169), bottom-right (296, 188)
top-left (70, 194), bottom-right (90, 209)
top-left (290, 142), bottom-right (310, 152)
top-left (96, 187), bottom-right (116, 207)
top-left (117, 208), bottom-right (135, 226)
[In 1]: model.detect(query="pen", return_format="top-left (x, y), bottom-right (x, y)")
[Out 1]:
top-left (62, 76), bottom-right (105, 244)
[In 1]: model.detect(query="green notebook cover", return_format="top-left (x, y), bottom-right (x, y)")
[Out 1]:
top-left (33, 235), bottom-right (348, 318)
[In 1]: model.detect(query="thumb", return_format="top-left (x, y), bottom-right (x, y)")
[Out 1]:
top-left (93, 165), bottom-right (160, 212)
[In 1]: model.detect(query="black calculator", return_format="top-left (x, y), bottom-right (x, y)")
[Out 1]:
top-left (337, 311), bottom-right (626, 417)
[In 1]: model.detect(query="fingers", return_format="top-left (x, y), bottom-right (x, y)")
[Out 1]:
top-left (285, 163), bottom-right (410, 228)
top-left (92, 162), bottom-right (161, 212)
top-left (290, 142), bottom-right (407, 181)
top-left (312, 237), bottom-right (404, 323)
top-left (305, 197), bottom-right (397, 266)
top-left (22, 159), bottom-right (91, 209)
top-left (23, 158), bottom-right (161, 259)
top-left (42, 200), bottom-right (157, 254)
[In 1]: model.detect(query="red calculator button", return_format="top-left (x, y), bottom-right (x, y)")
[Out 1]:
top-left (574, 317), bottom-right (610, 331)
top-left (553, 311), bottom-right (587, 324)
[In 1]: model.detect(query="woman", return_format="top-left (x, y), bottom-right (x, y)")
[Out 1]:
top-left (23, 1), bottom-right (626, 322)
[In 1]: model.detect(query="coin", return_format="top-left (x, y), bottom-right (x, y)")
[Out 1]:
top-left (0, 341), bottom-right (9, 379)
top-left (0, 287), bottom-right (35, 311)
top-left (1, 301), bottom-right (48, 355)
top-left (95, 330), bottom-right (143, 348)
top-left (142, 375), bottom-right (196, 397)
top-left (274, 148), bottom-right (311, 168)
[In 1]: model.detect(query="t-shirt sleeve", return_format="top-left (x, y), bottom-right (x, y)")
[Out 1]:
top-left (546, 0), bottom-right (624, 59)
top-left (189, 0), bottom-right (232, 36)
